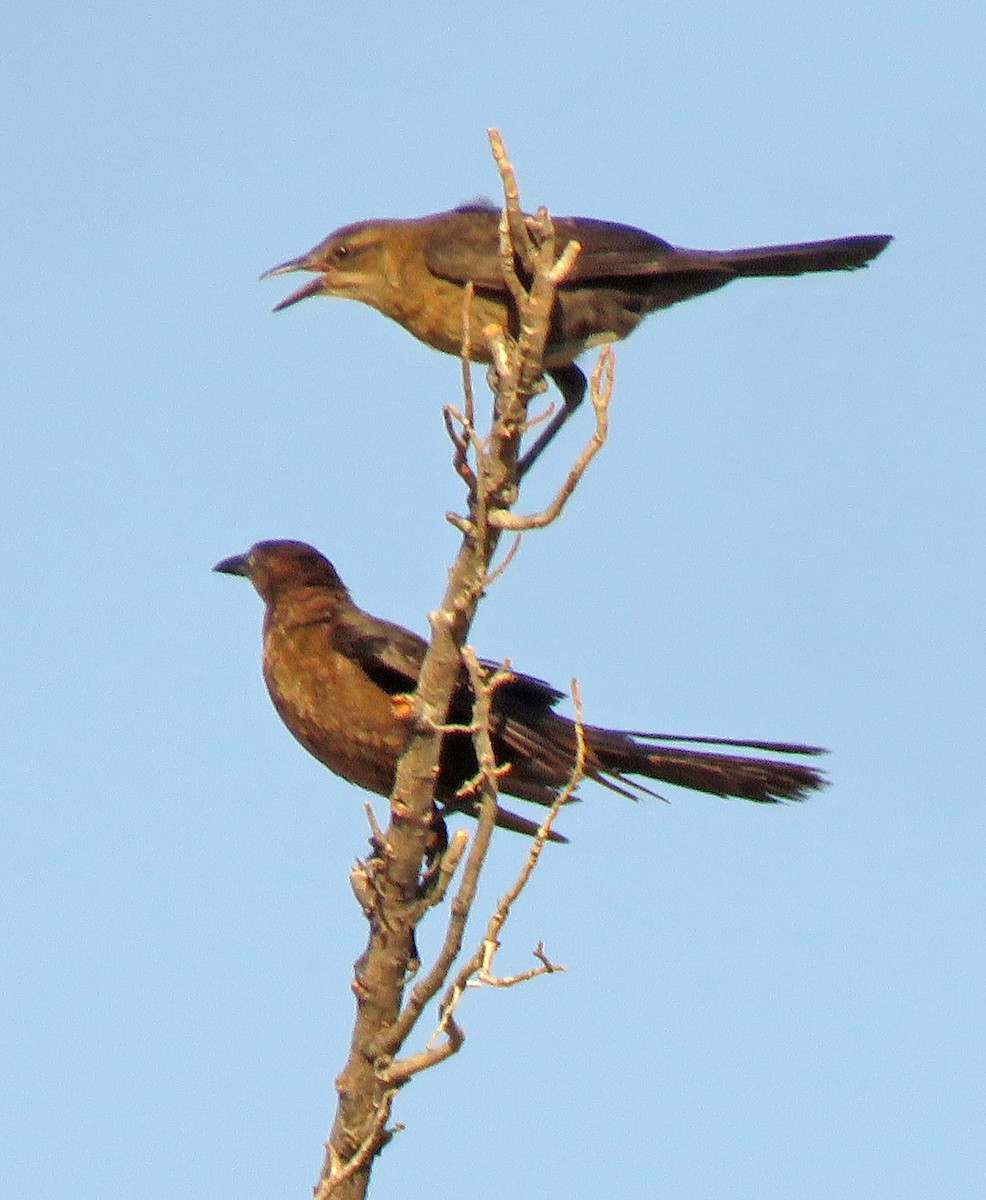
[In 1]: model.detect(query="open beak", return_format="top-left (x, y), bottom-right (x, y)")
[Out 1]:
top-left (267, 274), bottom-right (325, 311)
top-left (260, 255), bottom-right (325, 310)
top-left (259, 253), bottom-right (309, 280)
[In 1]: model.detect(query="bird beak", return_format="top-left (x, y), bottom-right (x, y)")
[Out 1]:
top-left (260, 256), bottom-right (326, 310)
top-left (268, 275), bottom-right (326, 312)
top-left (259, 254), bottom-right (308, 280)
top-left (213, 553), bottom-right (251, 577)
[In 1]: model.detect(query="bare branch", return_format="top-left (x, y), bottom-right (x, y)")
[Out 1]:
top-left (423, 830), bottom-right (470, 910)
top-left (376, 650), bottom-right (509, 1059)
top-left (492, 678), bottom-right (588, 915)
top-left (376, 1021), bottom-right (464, 1087)
top-left (492, 346), bottom-right (613, 531)
top-left (547, 237), bottom-right (583, 283)
top-left (432, 678), bottom-right (586, 1032)
top-left (478, 534), bottom-right (523, 590)
top-left (446, 282), bottom-right (481, 494)
top-left (459, 280), bottom-right (477, 432)
top-left (313, 1092), bottom-right (401, 1200)
top-left (488, 127), bottom-right (536, 299)
top-left (362, 802), bottom-right (386, 848)
top-left (476, 937), bottom-right (566, 988)
top-left (313, 134), bottom-right (612, 1200)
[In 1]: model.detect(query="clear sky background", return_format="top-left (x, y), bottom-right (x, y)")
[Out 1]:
top-left (3, 2), bottom-right (984, 1197)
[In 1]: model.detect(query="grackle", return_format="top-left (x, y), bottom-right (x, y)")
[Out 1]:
top-left (215, 540), bottom-right (826, 840)
top-left (263, 204), bottom-right (891, 469)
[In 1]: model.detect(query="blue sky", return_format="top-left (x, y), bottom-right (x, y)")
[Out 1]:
top-left (3, 2), bottom-right (984, 1197)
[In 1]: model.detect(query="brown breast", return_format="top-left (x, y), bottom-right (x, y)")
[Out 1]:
top-left (261, 620), bottom-right (408, 798)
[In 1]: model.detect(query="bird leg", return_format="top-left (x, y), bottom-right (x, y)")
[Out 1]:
top-left (517, 362), bottom-right (587, 476)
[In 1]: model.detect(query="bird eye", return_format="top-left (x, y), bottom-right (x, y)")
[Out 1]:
top-left (333, 244), bottom-right (349, 260)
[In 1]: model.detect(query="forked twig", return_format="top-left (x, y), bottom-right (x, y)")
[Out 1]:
top-left (435, 679), bottom-right (587, 1027)
top-left (492, 346), bottom-right (613, 530)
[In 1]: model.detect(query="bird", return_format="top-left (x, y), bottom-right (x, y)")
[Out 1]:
top-left (215, 540), bottom-right (826, 841)
top-left (262, 203), bottom-right (891, 469)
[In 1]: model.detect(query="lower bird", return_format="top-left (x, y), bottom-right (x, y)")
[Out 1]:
top-left (215, 540), bottom-right (826, 840)
top-left (263, 204), bottom-right (891, 469)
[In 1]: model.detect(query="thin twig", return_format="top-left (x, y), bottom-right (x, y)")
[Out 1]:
top-left (423, 829), bottom-right (470, 910)
top-left (447, 282), bottom-right (480, 493)
top-left (488, 127), bottom-right (536, 299)
top-left (434, 679), bottom-right (587, 1028)
top-left (492, 346), bottom-right (613, 530)
top-left (478, 535), bottom-right (523, 590)
top-left (375, 652), bottom-right (509, 1058)
top-left (460, 280), bottom-right (476, 433)
top-left (476, 937), bottom-right (565, 988)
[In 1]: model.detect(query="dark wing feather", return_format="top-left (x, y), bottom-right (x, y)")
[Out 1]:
top-left (331, 600), bottom-right (567, 709)
top-left (426, 209), bottom-right (698, 289)
top-left (489, 668), bottom-right (566, 708)
top-left (332, 606), bottom-right (427, 694)
top-left (424, 207), bottom-right (506, 289)
top-left (551, 216), bottom-right (685, 281)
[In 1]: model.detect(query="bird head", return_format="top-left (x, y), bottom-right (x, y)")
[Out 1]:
top-left (261, 218), bottom-right (405, 311)
top-left (214, 540), bottom-right (346, 606)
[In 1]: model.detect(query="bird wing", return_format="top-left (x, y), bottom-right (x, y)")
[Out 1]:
top-left (423, 207), bottom-right (510, 289)
top-left (331, 607), bottom-right (427, 694)
top-left (425, 208), bottom-right (719, 289)
top-left (331, 606), bottom-right (565, 707)
top-left (491, 669), bottom-right (566, 708)
top-left (552, 217), bottom-right (690, 281)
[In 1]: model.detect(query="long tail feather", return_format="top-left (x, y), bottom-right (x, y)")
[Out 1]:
top-left (712, 234), bottom-right (892, 276)
top-left (496, 713), bottom-right (827, 807)
top-left (624, 730), bottom-right (826, 755)
top-left (588, 727), bottom-right (827, 803)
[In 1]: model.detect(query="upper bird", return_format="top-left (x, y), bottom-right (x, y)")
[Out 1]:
top-left (215, 540), bottom-right (826, 840)
top-left (263, 204), bottom-right (891, 467)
